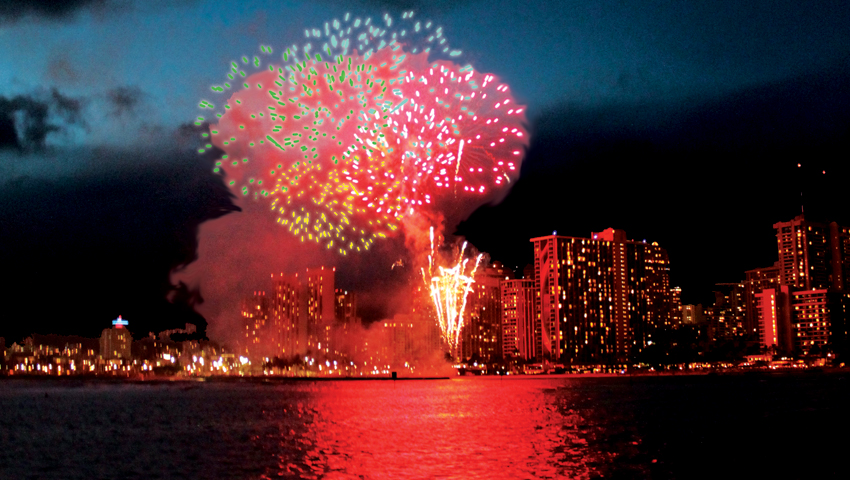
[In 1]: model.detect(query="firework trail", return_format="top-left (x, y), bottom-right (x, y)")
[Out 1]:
top-left (199, 11), bottom-right (528, 255)
top-left (421, 226), bottom-right (483, 357)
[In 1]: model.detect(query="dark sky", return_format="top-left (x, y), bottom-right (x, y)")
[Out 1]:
top-left (1, 0), bottom-right (849, 344)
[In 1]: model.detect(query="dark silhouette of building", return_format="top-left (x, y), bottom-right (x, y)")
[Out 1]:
top-left (709, 283), bottom-right (747, 342)
top-left (462, 262), bottom-right (513, 362)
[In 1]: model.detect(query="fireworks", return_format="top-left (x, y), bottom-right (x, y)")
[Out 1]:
top-left (200, 11), bottom-right (528, 255)
top-left (421, 227), bottom-right (483, 357)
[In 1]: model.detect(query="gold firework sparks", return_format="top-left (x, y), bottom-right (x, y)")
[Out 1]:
top-left (421, 226), bottom-right (483, 358)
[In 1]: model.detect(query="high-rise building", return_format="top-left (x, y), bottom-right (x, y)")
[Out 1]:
top-left (331, 289), bottom-right (359, 359)
top-left (272, 273), bottom-right (302, 357)
top-left (774, 215), bottom-right (831, 291)
top-left (241, 291), bottom-right (272, 358)
top-left (531, 228), bottom-right (672, 365)
top-left (377, 313), bottom-right (440, 367)
top-left (681, 304), bottom-right (705, 325)
top-left (745, 263), bottom-right (781, 340)
top-left (100, 316), bottom-right (132, 360)
top-left (380, 315), bottom-right (415, 366)
top-left (827, 292), bottom-right (850, 355)
top-left (632, 240), bottom-right (674, 338)
top-left (462, 262), bottom-right (513, 362)
top-left (770, 216), bottom-right (850, 355)
top-left (791, 289), bottom-right (830, 354)
top-left (670, 287), bottom-right (683, 328)
top-left (709, 283), bottom-right (747, 341)
top-left (500, 278), bottom-right (536, 361)
top-left (302, 267), bottom-right (335, 355)
top-left (244, 267), bottom-right (337, 361)
top-left (829, 222), bottom-right (850, 292)
top-left (755, 290), bottom-right (778, 350)
top-left (755, 286), bottom-right (793, 353)
top-left (334, 289), bottom-right (358, 327)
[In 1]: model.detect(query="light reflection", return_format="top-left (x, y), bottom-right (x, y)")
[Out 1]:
top-left (254, 378), bottom-right (630, 479)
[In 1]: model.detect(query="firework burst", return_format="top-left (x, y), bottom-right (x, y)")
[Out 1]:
top-left (421, 226), bottom-right (483, 358)
top-left (199, 11), bottom-right (528, 255)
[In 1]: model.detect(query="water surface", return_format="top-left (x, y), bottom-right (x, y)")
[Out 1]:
top-left (1, 374), bottom-right (847, 479)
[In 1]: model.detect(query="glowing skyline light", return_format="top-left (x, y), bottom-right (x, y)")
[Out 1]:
top-left (111, 315), bottom-right (128, 329)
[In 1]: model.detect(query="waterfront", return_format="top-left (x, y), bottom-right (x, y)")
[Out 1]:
top-left (1, 373), bottom-right (848, 479)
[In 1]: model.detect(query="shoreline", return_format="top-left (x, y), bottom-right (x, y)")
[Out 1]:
top-left (1, 367), bottom-right (848, 384)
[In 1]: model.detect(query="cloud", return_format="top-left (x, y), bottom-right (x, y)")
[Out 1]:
top-left (45, 54), bottom-right (81, 85)
top-left (106, 86), bottom-right (145, 117)
top-left (0, 84), bottom-right (178, 163)
top-left (0, 0), bottom-right (110, 24)
top-left (0, 89), bottom-right (84, 151)
top-left (0, 124), bottom-right (239, 343)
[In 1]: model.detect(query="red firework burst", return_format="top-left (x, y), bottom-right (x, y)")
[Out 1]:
top-left (207, 39), bottom-right (527, 254)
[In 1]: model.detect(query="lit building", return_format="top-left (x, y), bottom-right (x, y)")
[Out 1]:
top-left (462, 262), bottom-right (513, 362)
top-left (755, 287), bottom-right (793, 353)
top-left (774, 215), bottom-right (831, 291)
top-left (100, 316), bottom-right (132, 360)
top-left (272, 273), bottom-right (302, 357)
top-left (259, 268), bottom-right (338, 359)
top-left (670, 287), bottom-right (683, 328)
top-left (681, 304), bottom-right (704, 325)
top-left (827, 292), bottom-right (850, 355)
top-left (792, 289), bottom-right (830, 354)
top-left (379, 316), bottom-right (415, 366)
top-left (531, 228), bottom-right (672, 365)
top-left (771, 216), bottom-right (850, 355)
top-left (756, 290), bottom-right (778, 349)
top-left (709, 283), bottom-right (747, 341)
top-left (829, 222), bottom-right (850, 292)
top-left (745, 263), bottom-right (781, 340)
top-left (334, 289), bottom-right (358, 327)
top-left (302, 267), bottom-right (335, 355)
top-left (500, 278), bottom-right (536, 360)
top-left (241, 291), bottom-right (272, 358)
top-left (331, 288), bottom-right (360, 359)
top-left (410, 283), bottom-right (442, 355)
top-left (826, 224), bottom-right (850, 353)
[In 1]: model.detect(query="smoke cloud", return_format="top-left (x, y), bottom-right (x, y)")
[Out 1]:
top-left (172, 155), bottom-right (510, 349)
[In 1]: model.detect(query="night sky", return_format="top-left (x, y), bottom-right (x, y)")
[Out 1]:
top-left (1, 0), bottom-right (849, 345)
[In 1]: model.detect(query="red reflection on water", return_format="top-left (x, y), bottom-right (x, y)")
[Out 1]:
top-left (258, 378), bottom-right (613, 479)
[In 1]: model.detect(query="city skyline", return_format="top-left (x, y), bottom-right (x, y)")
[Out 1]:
top-left (7, 210), bottom-right (850, 374)
top-left (1, 1), bottom-right (849, 346)
top-left (3, 4), bottom-right (849, 479)
top-left (10, 213), bottom-right (838, 355)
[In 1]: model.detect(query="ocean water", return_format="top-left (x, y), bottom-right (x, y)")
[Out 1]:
top-left (1, 373), bottom-right (848, 479)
